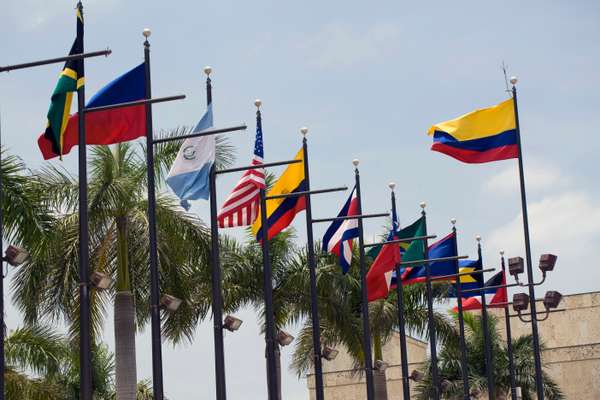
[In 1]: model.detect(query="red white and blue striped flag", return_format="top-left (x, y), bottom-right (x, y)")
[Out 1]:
top-left (322, 186), bottom-right (359, 274)
top-left (217, 117), bottom-right (265, 228)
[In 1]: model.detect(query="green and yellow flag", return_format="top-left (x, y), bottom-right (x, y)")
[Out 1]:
top-left (43, 5), bottom-right (84, 158)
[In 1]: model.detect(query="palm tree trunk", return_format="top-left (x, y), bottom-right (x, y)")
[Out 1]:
top-left (373, 333), bottom-right (389, 400)
top-left (114, 291), bottom-right (137, 400)
top-left (114, 216), bottom-right (136, 400)
top-left (265, 344), bottom-right (283, 400)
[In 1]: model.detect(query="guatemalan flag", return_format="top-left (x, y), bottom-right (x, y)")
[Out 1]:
top-left (322, 186), bottom-right (360, 274)
top-left (166, 104), bottom-right (214, 210)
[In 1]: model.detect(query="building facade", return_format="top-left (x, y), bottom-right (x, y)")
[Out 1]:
top-left (307, 291), bottom-right (600, 399)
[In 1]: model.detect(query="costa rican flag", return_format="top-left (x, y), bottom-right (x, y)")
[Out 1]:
top-left (322, 186), bottom-right (360, 274)
top-left (217, 116), bottom-right (265, 228)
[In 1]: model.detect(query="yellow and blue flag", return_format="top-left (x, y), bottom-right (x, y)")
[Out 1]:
top-left (251, 148), bottom-right (306, 241)
top-left (428, 98), bottom-right (518, 163)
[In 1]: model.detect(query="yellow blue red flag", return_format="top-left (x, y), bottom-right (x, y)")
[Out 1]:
top-left (428, 98), bottom-right (518, 163)
top-left (251, 148), bottom-right (306, 240)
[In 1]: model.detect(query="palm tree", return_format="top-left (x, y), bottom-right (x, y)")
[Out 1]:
top-left (290, 245), bottom-right (456, 400)
top-left (11, 131), bottom-right (235, 400)
top-left (413, 311), bottom-right (564, 399)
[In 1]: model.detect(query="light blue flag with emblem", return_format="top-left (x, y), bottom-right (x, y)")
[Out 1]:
top-left (166, 104), bottom-right (214, 210)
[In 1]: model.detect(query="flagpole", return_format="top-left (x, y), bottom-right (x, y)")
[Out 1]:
top-left (511, 77), bottom-right (545, 399)
top-left (353, 159), bottom-right (375, 400)
top-left (206, 66), bottom-right (228, 400)
top-left (259, 186), bottom-right (279, 400)
top-left (143, 29), bottom-right (165, 400)
top-left (301, 127), bottom-right (325, 400)
top-left (477, 236), bottom-right (495, 400)
top-left (388, 184), bottom-right (411, 400)
top-left (420, 203), bottom-right (441, 400)
top-left (451, 220), bottom-right (470, 400)
top-left (75, 3), bottom-right (93, 400)
top-left (501, 252), bottom-right (518, 400)
top-left (0, 106), bottom-right (5, 400)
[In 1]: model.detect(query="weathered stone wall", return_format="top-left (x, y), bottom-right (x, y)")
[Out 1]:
top-left (307, 292), bottom-right (600, 399)
top-left (307, 335), bottom-right (427, 400)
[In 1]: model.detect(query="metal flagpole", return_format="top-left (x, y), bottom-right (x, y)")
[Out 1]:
top-left (75, 3), bottom-right (93, 399)
top-left (259, 188), bottom-right (279, 400)
top-left (352, 159), bottom-right (375, 400)
top-left (0, 108), bottom-right (4, 400)
top-left (143, 29), bottom-right (165, 400)
top-left (501, 252), bottom-right (518, 399)
top-left (420, 203), bottom-right (441, 400)
top-left (206, 67), bottom-right (228, 400)
top-left (451, 220), bottom-right (470, 400)
top-left (510, 77), bottom-right (545, 399)
top-left (477, 236), bottom-right (495, 400)
top-left (388, 183), bottom-right (411, 400)
top-left (301, 127), bottom-right (325, 400)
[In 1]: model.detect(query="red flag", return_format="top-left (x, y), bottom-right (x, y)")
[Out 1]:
top-left (367, 242), bottom-right (401, 302)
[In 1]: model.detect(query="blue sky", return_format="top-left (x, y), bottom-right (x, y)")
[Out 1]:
top-left (2, 1), bottom-right (600, 398)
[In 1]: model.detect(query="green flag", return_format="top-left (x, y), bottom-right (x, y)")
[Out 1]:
top-left (42, 5), bottom-right (84, 159)
top-left (367, 216), bottom-right (425, 261)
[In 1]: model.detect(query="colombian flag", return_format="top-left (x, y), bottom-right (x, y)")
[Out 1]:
top-left (428, 98), bottom-right (518, 163)
top-left (251, 148), bottom-right (306, 241)
top-left (38, 63), bottom-right (147, 160)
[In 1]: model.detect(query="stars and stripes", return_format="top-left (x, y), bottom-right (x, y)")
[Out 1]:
top-left (322, 186), bottom-right (359, 274)
top-left (217, 114), bottom-right (265, 228)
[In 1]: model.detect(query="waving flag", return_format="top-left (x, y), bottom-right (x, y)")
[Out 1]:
top-left (367, 203), bottom-right (401, 301)
top-left (217, 115), bottom-right (265, 228)
top-left (456, 270), bottom-right (508, 311)
top-left (251, 148), bottom-right (306, 241)
top-left (166, 105), bottom-right (214, 210)
top-left (38, 63), bottom-right (147, 160)
top-left (428, 98), bottom-right (517, 163)
top-left (322, 186), bottom-right (359, 274)
top-left (403, 232), bottom-right (457, 285)
top-left (448, 258), bottom-right (484, 298)
top-left (40, 6), bottom-right (84, 159)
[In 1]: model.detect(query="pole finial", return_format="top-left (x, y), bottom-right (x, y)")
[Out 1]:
top-left (254, 99), bottom-right (262, 109)
top-left (419, 201), bottom-right (426, 209)
top-left (510, 76), bottom-right (518, 85)
top-left (352, 159), bottom-right (360, 167)
top-left (450, 218), bottom-right (457, 226)
top-left (476, 235), bottom-right (481, 242)
top-left (143, 28), bottom-right (152, 39)
top-left (203, 66), bottom-right (212, 76)
top-left (300, 127), bottom-right (308, 137)
top-left (388, 182), bottom-right (396, 191)
top-left (500, 250), bottom-right (505, 256)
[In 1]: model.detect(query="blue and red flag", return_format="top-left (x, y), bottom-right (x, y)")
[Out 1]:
top-left (322, 186), bottom-right (359, 274)
top-left (402, 232), bottom-right (457, 285)
top-left (38, 63), bottom-right (147, 160)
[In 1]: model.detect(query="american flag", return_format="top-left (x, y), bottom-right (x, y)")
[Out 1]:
top-left (217, 114), bottom-right (265, 228)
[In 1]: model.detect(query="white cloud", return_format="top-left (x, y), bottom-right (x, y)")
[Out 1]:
top-left (5, 0), bottom-right (116, 31)
top-left (486, 190), bottom-right (600, 293)
top-left (299, 22), bottom-right (401, 68)
top-left (483, 160), bottom-right (570, 196)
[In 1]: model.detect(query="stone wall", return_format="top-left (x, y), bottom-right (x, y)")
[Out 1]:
top-left (307, 291), bottom-right (600, 399)
top-left (307, 335), bottom-right (427, 400)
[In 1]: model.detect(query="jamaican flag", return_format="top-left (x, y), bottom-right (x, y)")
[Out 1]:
top-left (43, 5), bottom-right (84, 158)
